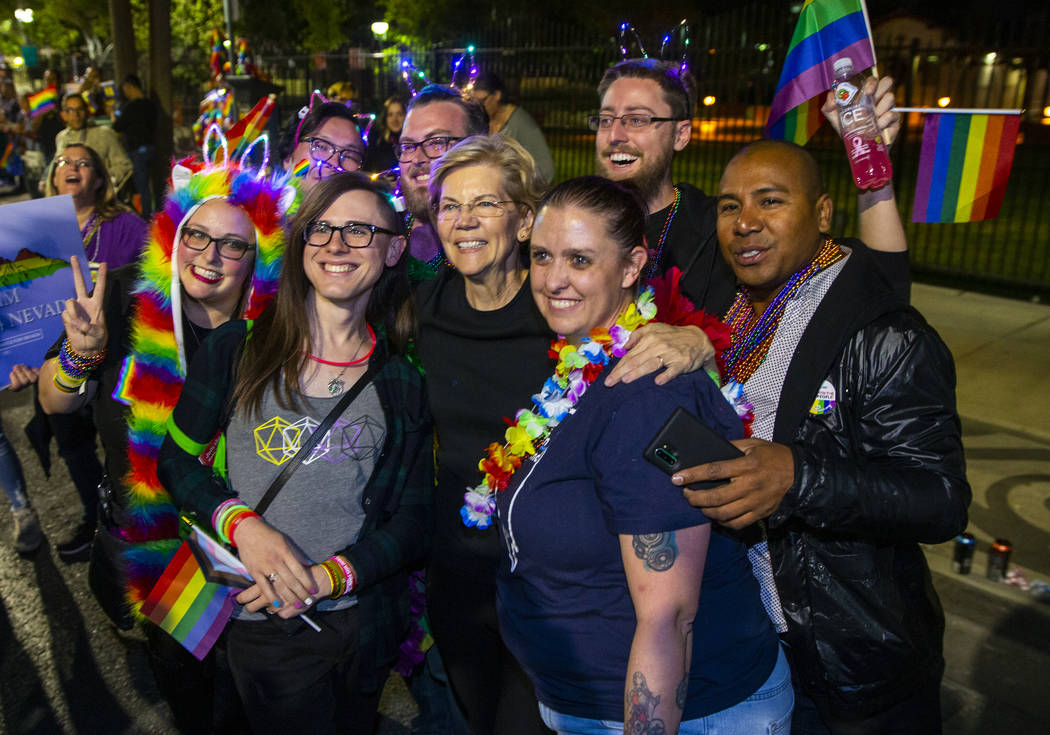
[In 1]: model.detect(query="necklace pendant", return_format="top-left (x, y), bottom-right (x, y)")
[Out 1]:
top-left (327, 376), bottom-right (345, 395)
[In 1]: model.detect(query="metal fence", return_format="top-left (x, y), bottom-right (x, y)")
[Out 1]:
top-left (246, 7), bottom-right (1050, 299)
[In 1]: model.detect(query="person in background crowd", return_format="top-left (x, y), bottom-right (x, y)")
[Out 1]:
top-left (471, 71), bottom-right (555, 184)
top-left (278, 99), bottom-right (365, 192)
top-left (675, 139), bottom-right (970, 734)
top-left (55, 93), bottom-right (132, 193)
top-left (363, 95), bottom-right (406, 175)
top-left (592, 59), bottom-right (909, 315)
top-left (326, 81), bottom-right (357, 105)
top-left (0, 78), bottom-right (24, 189)
top-left (112, 74), bottom-right (158, 217)
top-left (0, 411), bottom-right (39, 554)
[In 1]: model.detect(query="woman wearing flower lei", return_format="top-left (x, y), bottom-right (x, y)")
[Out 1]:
top-left (416, 136), bottom-right (717, 735)
top-left (490, 176), bottom-right (792, 734)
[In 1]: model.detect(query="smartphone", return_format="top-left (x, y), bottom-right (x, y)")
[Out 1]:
top-left (643, 407), bottom-right (743, 488)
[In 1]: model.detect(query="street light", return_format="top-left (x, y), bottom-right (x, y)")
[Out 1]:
top-left (371, 21), bottom-right (389, 38)
top-left (13, 8), bottom-right (33, 24)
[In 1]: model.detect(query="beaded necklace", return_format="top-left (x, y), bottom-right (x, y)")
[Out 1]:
top-left (461, 288), bottom-right (658, 529)
top-left (405, 212), bottom-right (452, 271)
top-left (642, 186), bottom-right (680, 282)
top-left (721, 236), bottom-right (843, 386)
top-left (80, 211), bottom-right (102, 261)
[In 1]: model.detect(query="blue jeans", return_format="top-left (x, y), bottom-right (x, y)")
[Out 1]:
top-left (539, 644), bottom-right (793, 735)
top-left (0, 420), bottom-right (29, 509)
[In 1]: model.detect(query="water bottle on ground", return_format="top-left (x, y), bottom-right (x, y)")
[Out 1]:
top-left (832, 57), bottom-right (892, 190)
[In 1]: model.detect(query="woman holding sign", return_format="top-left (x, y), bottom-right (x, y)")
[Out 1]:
top-left (37, 149), bottom-right (291, 732)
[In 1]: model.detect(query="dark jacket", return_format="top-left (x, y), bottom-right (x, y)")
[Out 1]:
top-left (766, 240), bottom-right (970, 719)
top-left (157, 319), bottom-right (434, 692)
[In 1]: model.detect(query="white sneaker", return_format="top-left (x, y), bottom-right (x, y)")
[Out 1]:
top-left (12, 506), bottom-right (42, 554)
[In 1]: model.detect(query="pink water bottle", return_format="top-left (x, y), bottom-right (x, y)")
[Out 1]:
top-left (832, 57), bottom-right (892, 190)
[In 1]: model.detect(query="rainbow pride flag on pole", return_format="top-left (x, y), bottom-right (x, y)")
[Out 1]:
top-left (141, 526), bottom-right (248, 660)
top-left (27, 85), bottom-right (58, 118)
top-left (911, 111), bottom-right (1021, 223)
top-left (767, 0), bottom-right (876, 145)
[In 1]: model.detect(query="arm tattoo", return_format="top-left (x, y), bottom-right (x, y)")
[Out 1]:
top-left (675, 676), bottom-right (687, 711)
top-left (625, 672), bottom-right (667, 735)
top-left (632, 532), bottom-right (677, 572)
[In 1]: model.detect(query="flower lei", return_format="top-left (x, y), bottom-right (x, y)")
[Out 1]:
top-left (461, 288), bottom-right (658, 529)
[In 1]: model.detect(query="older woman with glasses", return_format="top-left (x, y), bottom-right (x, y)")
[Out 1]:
top-left (414, 135), bottom-right (714, 735)
top-left (157, 172), bottom-right (431, 733)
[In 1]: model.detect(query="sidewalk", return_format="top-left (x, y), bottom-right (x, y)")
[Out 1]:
top-left (913, 283), bottom-right (1050, 734)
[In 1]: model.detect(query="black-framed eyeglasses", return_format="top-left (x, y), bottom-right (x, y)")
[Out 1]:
top-left (180, 227), bottom-right (254, 260)
top-left (303, 136), bottom-right (364, 171)
top-left (396, 136), bottom-right (464, 161)
top-left (304, 221), bottom-right (400, 249)
top-left (587, 113), bottom-right (684, 131)
top-left (62, 106), bottom-right (87, 114)
top-left (434, 198), bottom-right (516, 222)
top-left (55, 157), bottom-right (94, 171)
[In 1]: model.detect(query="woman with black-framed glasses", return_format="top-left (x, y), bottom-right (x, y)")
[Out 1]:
top-left (157, 172), bottom-right (432, 733)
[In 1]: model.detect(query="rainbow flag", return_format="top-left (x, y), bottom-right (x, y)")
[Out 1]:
top-left (140, 528), bottom-right (245, 660)
top-left (224, 94), bottom-right (276, 160)
top-left (911, 112), bottom-right (1021, 223)
top-left (767, 0), bottom-right (876, 145)
top-left (27, 85), bottom-right (58, 118)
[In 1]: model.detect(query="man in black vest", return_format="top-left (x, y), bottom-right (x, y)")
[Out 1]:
top-left (675, 139), bottom-right (970, 734)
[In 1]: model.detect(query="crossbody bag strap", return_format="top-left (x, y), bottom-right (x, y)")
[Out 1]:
top-left (254, 358), bottom-right (386, 515)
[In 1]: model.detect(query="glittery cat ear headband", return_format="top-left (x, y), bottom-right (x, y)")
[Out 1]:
top-left (619, 19), bottom-right (692, 75)
top-left (399, 46), bottom-right (478, 97)
top-left (294, 89), bottom-right (376, 147)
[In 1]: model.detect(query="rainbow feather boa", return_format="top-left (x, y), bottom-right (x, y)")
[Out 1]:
top-left (119, 162), bottom-right (289, 615)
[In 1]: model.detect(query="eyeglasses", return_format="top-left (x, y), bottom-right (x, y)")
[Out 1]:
top-left (62, 106), bottom-right (87, 114)
top-left (55, 157), bottom-right (94, 171)
top-left (180, 227), bottom-right (254, 260)
top-left (304, 221), bottom-right (399, 249)
top-left (396, 136), bottom-right (464, 161)
top-left (587, 113), bottom-right (684, 131)
top-left (303, 137), bottom-right (364, 171)
top-left (434, 198), bottom-right (516, 222)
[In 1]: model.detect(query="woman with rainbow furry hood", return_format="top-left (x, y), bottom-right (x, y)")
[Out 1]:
top-left (38, 146), bottom-right (291, 731)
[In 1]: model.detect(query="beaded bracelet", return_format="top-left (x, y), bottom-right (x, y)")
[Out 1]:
top-left (58, 339), bottom-right (106, 380)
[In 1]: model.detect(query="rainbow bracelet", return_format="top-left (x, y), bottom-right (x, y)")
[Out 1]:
top-left (58, 338), bottom-right (106, 379)
top-left (212, 499), bottom-right (259, 547)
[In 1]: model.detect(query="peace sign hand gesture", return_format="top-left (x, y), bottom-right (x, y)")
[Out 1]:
top-left (62, 256), bottom-right (108, 357)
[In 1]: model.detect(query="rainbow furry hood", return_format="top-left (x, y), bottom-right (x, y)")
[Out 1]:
top-left (120, 159), bottom-right (292, 613)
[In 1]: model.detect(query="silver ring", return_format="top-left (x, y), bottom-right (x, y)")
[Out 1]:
top-left (657, 354), bottom-right (665, 367)
top-left (267, 573), bottom-right (278, 584)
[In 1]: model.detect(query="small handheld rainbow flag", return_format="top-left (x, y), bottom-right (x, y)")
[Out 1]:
top-left (140, 526), bottom-right (247, 660)
top-left (911, 111), bottom-right (1022, 223)
top-left (224, 93), bottom-right (277, 160)
top-left (27, 85), bottom-right (58, 118)
top-left (766, 0), bottom-right (877, 145)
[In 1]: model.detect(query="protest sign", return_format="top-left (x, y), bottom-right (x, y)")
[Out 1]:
top-left (0, 195), bottom-right (90, 388)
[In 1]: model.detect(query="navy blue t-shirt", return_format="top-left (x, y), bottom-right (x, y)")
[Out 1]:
top-left (496, 367), bottom-right (778, 722)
